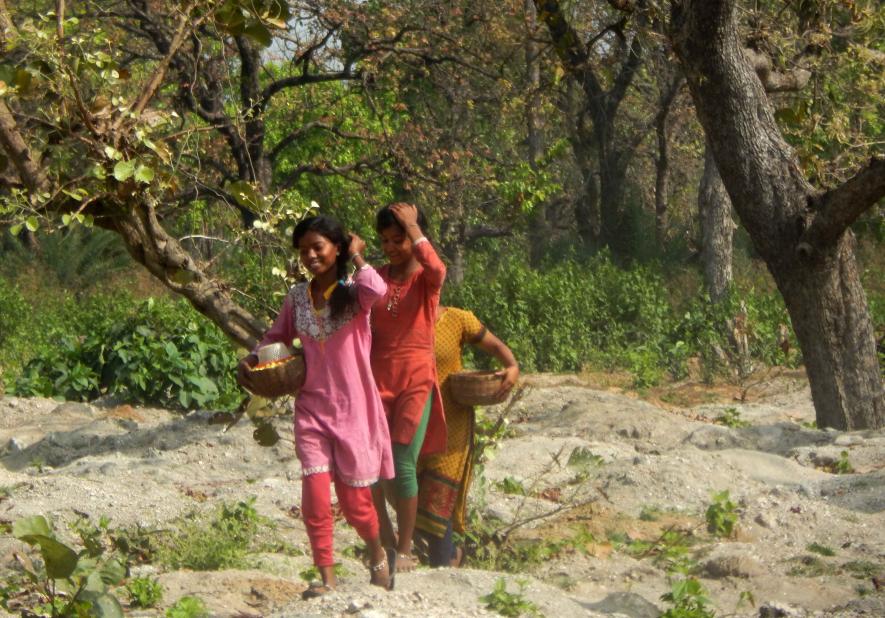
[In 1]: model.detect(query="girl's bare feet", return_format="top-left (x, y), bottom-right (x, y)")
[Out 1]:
top-left (396, 552), bottom-right (418, 572)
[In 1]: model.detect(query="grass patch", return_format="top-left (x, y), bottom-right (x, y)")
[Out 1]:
top-left (842, 560), bottom-right (880, 579)
top-left (787, 555), bottom-right (838, 577)
top-left (156, 499), bottom-right (263, 571)
top-left (806, 542), bottom-right (836, 557)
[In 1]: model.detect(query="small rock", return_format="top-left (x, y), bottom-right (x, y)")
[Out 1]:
top-left (583, 591), bottom-right (661, 618)
top-left (702, 545), bottom-right (764, 578)
top-left (346, 598), bottom-right (368, 613)
top-left (3, 437), bottom-right (25, 454)
top-left (754, 513), bottom-right (773, 528)
top-left (833, 434), bottom-right (860, 446)
top-left (758, 601), bottom-right (807, 617)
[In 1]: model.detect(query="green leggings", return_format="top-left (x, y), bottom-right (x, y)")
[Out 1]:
top-left (392, 393), bottom-right (432, 498)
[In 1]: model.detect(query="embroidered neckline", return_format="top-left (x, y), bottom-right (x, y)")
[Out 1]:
top-left (291, 281), bottom-right (357, 342)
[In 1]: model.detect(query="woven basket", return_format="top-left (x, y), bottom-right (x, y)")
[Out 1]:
top-left (449, 370), bottom-right (503, 406)
top-left (247, 353), bottom-right (306, 399)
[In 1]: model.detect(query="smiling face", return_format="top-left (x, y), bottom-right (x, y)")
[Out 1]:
top-left (298, 230), bottom-right (338, 277)
top-left (378, 224), bottom-right (414, 267)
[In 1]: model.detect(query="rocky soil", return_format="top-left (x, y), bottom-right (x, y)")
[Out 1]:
top-left (1, 371), bottom-right (883, 617)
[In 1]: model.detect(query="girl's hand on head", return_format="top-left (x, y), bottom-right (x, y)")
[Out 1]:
top-left (348, 233), bottom-right (367, 258)
top-left (390, 202), bottom-right (419, 229)
top-left (494, 365), bottom-right (520, 400)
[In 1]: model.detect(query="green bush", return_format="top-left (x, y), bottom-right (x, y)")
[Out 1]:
top-left (157, 499), bottom-right (262, 571)
top-left (6, 290), bottom-right (241, 410)
top-left (443, 254), bottom-right (797, 380)
top-left (125, 577), bottom-right (163, 608)
top-left (166, 596), bottom-right (208, 618)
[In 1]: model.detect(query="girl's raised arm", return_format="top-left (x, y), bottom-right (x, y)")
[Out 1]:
top-left (390, 202), bottom-right (446, 291)
top-left (348, 233), bottom-right (388, 310)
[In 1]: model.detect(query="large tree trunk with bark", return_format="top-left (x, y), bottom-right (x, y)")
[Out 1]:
top-left (671, 0), bottom-right (884, 429)
top-left (699, 143), bottom-right (734, 302)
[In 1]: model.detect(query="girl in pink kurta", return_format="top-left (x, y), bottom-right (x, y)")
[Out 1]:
top-left (237, 215), bottom-right (394, 597)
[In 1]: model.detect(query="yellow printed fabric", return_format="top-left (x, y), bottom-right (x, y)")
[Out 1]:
top-left (416, 308), bottom-right (485, 538)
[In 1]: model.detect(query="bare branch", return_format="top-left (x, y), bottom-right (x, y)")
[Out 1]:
top-left (125, 9), bottom-right (196, 123)
top-left (744, 47), bottom-right (811, 93)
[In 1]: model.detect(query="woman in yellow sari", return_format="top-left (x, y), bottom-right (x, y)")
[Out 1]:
top-left (415, 306), bottom-right (519, 567)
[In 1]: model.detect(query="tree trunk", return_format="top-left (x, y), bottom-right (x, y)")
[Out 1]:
top-left (439, 218), bottom-right (466, 285)
top-left (654, 111), bottom-right (670, 247)
top-left (525, 0), bottom-right (549, 267)
top-left (671, 0), bottom-right (884, 429)
top-left (699, 143), bottom-right (734, 302)
top-left (106, 198), bottom-right (267, 351)
top-left (776, 236), bottom-right (882, 429)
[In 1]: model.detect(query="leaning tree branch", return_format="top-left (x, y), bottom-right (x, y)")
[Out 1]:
top-left (799, 156), bottom-right (885, 252)
top-left (0, 100), bottom-right (49, 193)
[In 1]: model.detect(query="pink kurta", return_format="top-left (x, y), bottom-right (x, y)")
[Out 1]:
top-left (257, 266), bottom-right (394, 487)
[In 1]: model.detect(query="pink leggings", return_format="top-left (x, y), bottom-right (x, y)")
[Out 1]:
top-left (301, 472), bottom-right (379, 567)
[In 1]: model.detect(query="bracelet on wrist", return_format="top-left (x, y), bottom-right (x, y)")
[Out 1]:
top-left (350, 253), bottom-right (362, 263)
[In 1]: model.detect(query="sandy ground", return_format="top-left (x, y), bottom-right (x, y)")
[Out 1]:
top-left (0, 371), bottom-right (882, 617)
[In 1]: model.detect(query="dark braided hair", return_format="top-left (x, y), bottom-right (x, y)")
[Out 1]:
top-left (292, 215), bottom-right (353, 319)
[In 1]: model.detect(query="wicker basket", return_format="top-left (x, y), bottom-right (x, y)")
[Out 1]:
top-left (247, 353), bottom-right (306, 399)
top-left (449, 370), bottom-right (503, 406)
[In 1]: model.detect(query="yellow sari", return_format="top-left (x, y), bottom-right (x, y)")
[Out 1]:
top-left (415, 308), bottom-right (485, 538)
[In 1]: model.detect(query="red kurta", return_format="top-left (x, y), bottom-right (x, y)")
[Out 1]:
top-left (371, 240), bottom-right (447, 455)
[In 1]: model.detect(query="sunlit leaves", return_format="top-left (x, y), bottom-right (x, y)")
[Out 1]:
top-left (214, 0), bottom-right (291, 47)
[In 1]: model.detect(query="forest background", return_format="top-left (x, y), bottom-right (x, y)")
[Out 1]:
top-left (0, 0), bottom-right (882, 429)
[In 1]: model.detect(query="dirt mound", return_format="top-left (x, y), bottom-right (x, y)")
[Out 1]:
top-left (1, 374), bottom-right (882, 616)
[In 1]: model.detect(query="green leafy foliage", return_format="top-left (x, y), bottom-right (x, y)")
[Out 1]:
top-left (830, 451), bottom-right (855, 474)
top-left (6, 291), bottom-right (240, 410)
top-left (714, 408), bottom-right (750, 429)
top-left (705, 491), bottom-right (738, 538)
top-left (660, 577), bottom-right (715, 618)
top-left (165, 596), bottom-right (209, 618)
top-left (496, 477), bottom-right (527, 496)
top-left (480, 578), bottom-right (540, 617)
top-left (443, 254), bottom-right (797, 383)
top-left (9, 515), bottom-right (126, 617)
top-left (125, 577), bottom-right (163, 609)
top-left (157, 499), bottom-right (262, 571)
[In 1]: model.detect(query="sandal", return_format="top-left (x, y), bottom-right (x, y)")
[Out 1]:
top-left (386, 547), bottom-right (397, 589)
top-left (301, 580), bottom-right (333, 600)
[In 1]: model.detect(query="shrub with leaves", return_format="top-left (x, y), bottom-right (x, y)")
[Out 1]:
top-left (125, 576), bottom-right (163, 609)
top-left (9, 294), bottom-right (240, 410)
top-left (705, 490), bottom-right (738, 538)
top-left (157, 499), bottom-right (262, 571)
top-left (10, 515), bottom-right (126, 617)
top-left (661, 577), bottom-right (715, 618)
top-left (480, 578), bottom-right (540, 617)
top-left (165, 595), bottom-right (209, 618)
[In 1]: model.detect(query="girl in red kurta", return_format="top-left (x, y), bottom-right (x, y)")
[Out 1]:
top-left (370, 202), bottom-right (446, 572)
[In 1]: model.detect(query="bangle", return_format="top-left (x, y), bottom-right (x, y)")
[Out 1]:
top-left (350, 253), bottom-right (362, 263)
